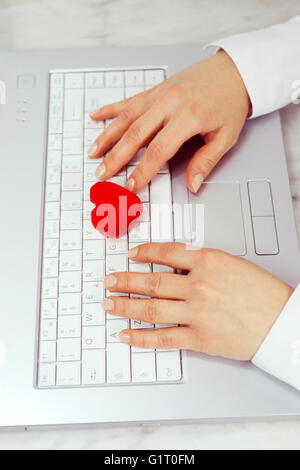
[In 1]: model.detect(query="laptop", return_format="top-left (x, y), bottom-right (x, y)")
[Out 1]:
top-left (1, 44), bottom-right (300, 430)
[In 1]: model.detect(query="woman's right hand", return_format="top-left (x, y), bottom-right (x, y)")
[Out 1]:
top-left (88, 50), bottom-right (251, 193)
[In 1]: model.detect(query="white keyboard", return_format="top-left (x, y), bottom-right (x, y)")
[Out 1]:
top-left (37, 67), bottom-right (183, 388)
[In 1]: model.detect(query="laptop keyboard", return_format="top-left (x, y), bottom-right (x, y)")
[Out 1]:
top-left (37, 67), bottom-right (182, 388)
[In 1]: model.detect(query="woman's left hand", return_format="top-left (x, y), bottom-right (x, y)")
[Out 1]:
top-left (103, 242), bottom-right (293, 360)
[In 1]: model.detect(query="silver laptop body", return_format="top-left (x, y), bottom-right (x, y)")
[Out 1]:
top-left (1, 45), bottom-right (300, 430)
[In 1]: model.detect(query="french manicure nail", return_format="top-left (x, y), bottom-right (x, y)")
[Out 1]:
top-left (128, 247), bottom-right (138, 259)
top-left (119, 332), bottom-right (131, 344)
top-left (191, 173), bottom-right (204, 193)
top-left (88, 142), bottom-right (98, 158)
top-left (125, 178), bottom-right (135, 192)
top-left (104, 275), bottom-right (117, 289)
top-left (95, 162), bottom-right (106, 180)
top-left (103, 298), bottom-right (114, 311)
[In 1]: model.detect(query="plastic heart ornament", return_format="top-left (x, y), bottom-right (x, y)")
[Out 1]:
top-left (90, 181), bottom-right (143, 238)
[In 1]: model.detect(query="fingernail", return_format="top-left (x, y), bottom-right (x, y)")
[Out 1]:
top-left (191, 173), bottom-right (204, 193)
top-left (125, 178), bottom-right (135, 192)
top-left (119, 332), bottom-right (131, 344)
top-left (103, 298), bottom-right (114, 311)
top-left (95, 162), bottom-right (106, 180)
top-left (128, 247), bottom-right (138, 259)
top-left (89, 110), bottom-right (98, 118)
top-left (88, 142), bottom-right (98, 158)
top-left (104, 275), bottom-right (117, 288)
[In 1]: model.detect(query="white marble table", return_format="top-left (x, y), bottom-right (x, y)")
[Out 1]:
top-left (1, 0), bottom-right (300, 450)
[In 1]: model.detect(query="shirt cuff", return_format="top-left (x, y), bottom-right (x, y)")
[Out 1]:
top-left (252, 284), bottom-right (300, 391)
top-left (205, 16), bottom-right (300, 118)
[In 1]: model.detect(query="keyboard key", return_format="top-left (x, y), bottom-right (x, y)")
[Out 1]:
top-left (57, 337), bottom-right (81, 361)
top-left (64, 89), bottom-right (83, 120)
top-left (82, 349), bottom-right (106, 385)
top-left (41, 299), bottom-right (57, 319)
top-left (42, 278), bottom-right (58, 299)
top-left (51, 73), bottom-right (64, 88)
top-left (62, 173), bottom-right (83, 192)
top-left (63, 120), bottom-right (83, 138)
top-left (105, 71), bottom-right (124, 87)
top-left (107, 343), bottom-right (131, 383)
top-left (150, 174), bottom-right (173, 242)
top-left (49, 118), bottom-right (63, 134)
top-left (82, 303), bottom-right (105, 326)
top-left (84, 129), bottom-right (102, 148)
top-left (129, 261), bottom-right (152, 273)
top-left (58, 315), bottom-right (81, 338)
top-left (106, 236), bottom-right (128, 255)
top-left (83, 240), bottom-right (105, 260)
top-left (132, 352), bottom-right (156, 383)
top-left (45, 202), bottom-right (60, 220)
top-left (63, 137), bottom-right (83, 155)
top-left (125, 70), bottom-right (144, 86)
top-left (145, 69), bottom-right (165, 86)
top-left (60, 230), bottom-right (82, 250)
top-left (83, 260), bottom-right (105, 282)
top-left (156, 351), bottom-right (181, 382)
top-left (57, 362), bottom-right (81, 386)
top-left (84, 113), bottom-right (105, 129)
top-left (48, 150), bottom-right (62, 167)
top-left (82, 281), bottom-right (104, 303)
top-left (61, 191), bottom-right (82, 211)
top-left (60, 250), bottom-right (82, 272)
top-left (84, 162), bottom-right (100, 182)
top-left (106, 254), bottom-right (128, 275)
top-left (82, 326), bottom-right (105, 349)
top-left (40, 319), bottom-right (57, 341)
top-left (38, 363), bottom-right (56, 387)
top-left (107, 319), bottom-right (129, 343)
top-left (46, 184), bottom-right (60, 202)
top-left (59, 271), bottom-right (81, 293)
top-left (153, 264), bottom-right (174, 273)
top-left (58, 293), bottom-right (81, 316)
top-left (44, 220), bottom-right (59, 238)
top-left (39, 341), bottom-right (56, 363)
top-left (50, 87), bottom-right (64, 103)
top-left (85, 72), bottom-right (104, 89)
top-left (43, 257), bottom-right (59, 278)
top-left (129, 221), bottom-right (150, 242)
top-left (61, 210), bottom-right (82, 230)
top-left (65, 73), bottom-right (84, 89)
top-left (83, 220), bottom-right (104, 240)
top-left (62, 155), bottom-right (83, 173)
top-left (47, 167), bottom-right (61, 184)
top-left (85, 88), bottom-right (124, 112)
top-left (48, 134), bottom-right (62, 151)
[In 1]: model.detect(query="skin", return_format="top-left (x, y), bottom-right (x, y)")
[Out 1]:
top-left (103, 243), bottom-right (293, 360)
top-left (88, 50), bottom-right (251, 193)
top-left (88, 51), bottom-right (293, 359)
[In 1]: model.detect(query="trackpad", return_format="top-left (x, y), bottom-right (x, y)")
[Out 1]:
top-left (188, 182), bottom-right (246, 256)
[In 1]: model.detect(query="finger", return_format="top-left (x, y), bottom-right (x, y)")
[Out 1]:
top-left (94, 104), bottom-right (166, 181)
top-left (90, 88), bottom-right (154, 121)
top-left (128, 242), bottom-right (196, 270)
top-left (119, 326), bottom-right (193, 350)
top-left (185, 129), bottom-right (230, 193)
top-left (88, 105), bottom-right (142, 161)
top-left (103, 296), bottom-right (188, 325)
top-left (125, 115), bottom-right (196, 192)
top-left (104, 271), bottom-right (190, 300)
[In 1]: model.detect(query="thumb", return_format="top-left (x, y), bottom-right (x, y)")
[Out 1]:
top-left (186, 130), bottom-right (229, 193)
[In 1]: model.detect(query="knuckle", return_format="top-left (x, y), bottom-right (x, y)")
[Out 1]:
top-left (147, 140), bottom-right (164, 161)
top-left (124, 123), bottom-right (142, 145)
top-left (145, 273), bottom-right (162, 296)
top-left (157, 331), bottom-right (174, 349)
top-left (200, 155), bottom-right (217, 174)
top-left (144, 299), bottom-right (158, 323)
top-left (119, 106), bottom-right (135, 124)
top-left (116, 272), bottom-right (130, 291)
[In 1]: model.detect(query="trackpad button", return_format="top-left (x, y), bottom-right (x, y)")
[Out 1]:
top-left (189, 182), bottom-right (246, 256)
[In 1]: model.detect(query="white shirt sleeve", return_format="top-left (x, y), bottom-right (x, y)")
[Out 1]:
top-left (206, 16), bottom-right (300, 118)
top-left (252, 284), bottom-right (300, 391)
top-left (207, 17), bottom-right (300, 391)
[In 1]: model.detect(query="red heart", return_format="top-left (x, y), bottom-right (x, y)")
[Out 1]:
top-left (90, 182), bottom-right (143, 238)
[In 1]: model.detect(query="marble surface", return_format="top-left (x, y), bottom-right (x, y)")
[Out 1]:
top-left (1, 0), bottom-right (300, 450)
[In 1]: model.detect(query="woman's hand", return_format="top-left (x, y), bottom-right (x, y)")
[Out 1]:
top-left (103, 243), bottom-right (293, 360)
top-left (88, 50), bottom-right (251, 193)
